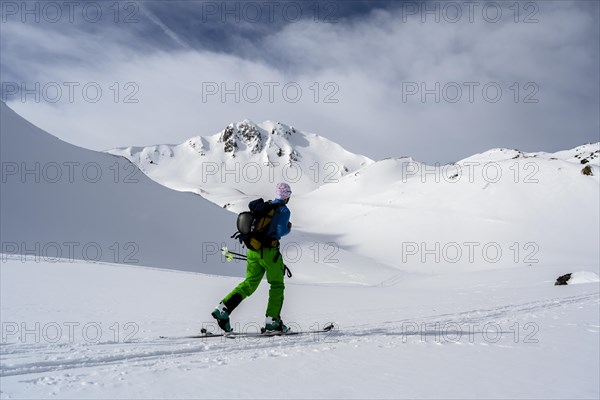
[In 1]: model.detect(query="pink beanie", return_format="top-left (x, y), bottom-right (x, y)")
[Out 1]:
top-left (275, 182), bottom-right (292, 200)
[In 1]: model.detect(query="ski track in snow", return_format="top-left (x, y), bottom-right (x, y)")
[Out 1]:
top-left (2, 292), bottom-right (597, 378)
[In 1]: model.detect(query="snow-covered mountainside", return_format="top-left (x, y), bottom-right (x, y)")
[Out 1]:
top-left (107, 112), bottom-right (600, 277)
top-left (108, 120), bottom-right (373, 206)
top-left (0, 103), bottom-right (394, 284)
top-left (0, 101), bottom-right (236, 275)
top-left (290, 144), bottom-right (600, 274)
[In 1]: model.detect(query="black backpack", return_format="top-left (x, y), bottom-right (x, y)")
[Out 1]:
top-left (231, 198), bottom-right (282, 251)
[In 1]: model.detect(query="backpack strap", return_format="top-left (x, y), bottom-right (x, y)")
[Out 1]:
top-left (284, 265), bottom-right (292, 278)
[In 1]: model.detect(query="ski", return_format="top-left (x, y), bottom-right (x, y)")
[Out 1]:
top-left (159, 323), bottom-right (337, 340)
top-left (231, 323), bottom-right (336, 338)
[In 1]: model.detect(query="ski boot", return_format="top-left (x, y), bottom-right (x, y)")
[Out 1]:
top-left (211, 294), bottom-right (242, 333)
top-left (263, 316), bottom-right (290, 334)
top-left (211, 303), bottom-right (232, 333)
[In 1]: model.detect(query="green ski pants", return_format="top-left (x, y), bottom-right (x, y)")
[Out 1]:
top-left (222, 247), bottom-right (285, 318)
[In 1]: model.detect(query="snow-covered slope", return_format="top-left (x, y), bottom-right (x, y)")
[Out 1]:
top-left (1, 257), bottom-right (598, 398)
top-left (107, 120), bottom-right (373, 206)
top-left (0, 103), bottom-right (395, 284)
top-left (0, 101), bottom-right (238, 275)
top-left (291, 144), bottom-right (600, 274)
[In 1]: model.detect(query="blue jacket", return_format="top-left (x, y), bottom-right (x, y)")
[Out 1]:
top-left (268, 198), bottom-right (291, 239)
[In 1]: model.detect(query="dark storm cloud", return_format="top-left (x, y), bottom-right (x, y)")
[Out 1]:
top-left (1, 0), bottom-right (598, 163)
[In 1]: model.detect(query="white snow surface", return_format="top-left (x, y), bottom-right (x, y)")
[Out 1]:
top-left (569, 271), bottom-right (600, 285)
top-left (1, 103), bottom-right (599, 398)
top-left (1, 257), bottom-right (598, 399)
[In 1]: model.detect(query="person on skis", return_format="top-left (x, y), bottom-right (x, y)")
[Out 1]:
top-left (212, 182), bottom-right (293, 333)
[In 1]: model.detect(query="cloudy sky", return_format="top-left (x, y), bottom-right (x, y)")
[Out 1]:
top-left (1, 0), bottom-right (598, 163)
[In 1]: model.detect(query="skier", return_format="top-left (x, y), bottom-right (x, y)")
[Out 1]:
top-left (212, 182), bottom-right (293, 333)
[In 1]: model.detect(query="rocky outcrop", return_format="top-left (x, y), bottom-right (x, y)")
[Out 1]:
top-left (219, 121), bottom-right (263, 155)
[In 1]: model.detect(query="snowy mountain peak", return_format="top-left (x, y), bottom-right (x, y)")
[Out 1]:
top-left (459, 143), bottom-right (600, 166)
top-left (108, 120), bottom-right (374, 202)
top-left (218, 120), bottom-right (264, 155)
top-left (213, 120), bottom-right (302, 159)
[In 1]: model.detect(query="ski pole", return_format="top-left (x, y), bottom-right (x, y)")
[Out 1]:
top-left (228, 250), bottom-right (247, 259)
top-left (221, 247), bottom-right (247, 261)
top-left (221, 247), bottom-right (247, 258)
top-left (222, 252), bottom-right (246, 262)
